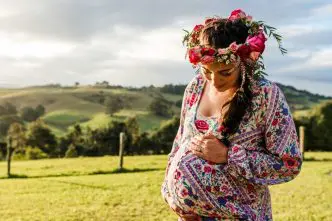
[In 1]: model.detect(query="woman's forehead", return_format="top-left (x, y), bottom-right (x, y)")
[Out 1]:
top-left (202, 62), bottom-right (234, 71)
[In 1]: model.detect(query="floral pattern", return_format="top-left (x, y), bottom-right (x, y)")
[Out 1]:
top-left (161, 71), bottom-right (303, 220)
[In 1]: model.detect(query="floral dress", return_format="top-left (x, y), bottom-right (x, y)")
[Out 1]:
top-left (161, 72), bottom-right (303, 221)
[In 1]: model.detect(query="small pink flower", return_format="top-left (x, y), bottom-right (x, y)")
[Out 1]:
top-left (218, 48), bottom-right (227, 55)
top-left (200, 55), bottom-right (215, 64)
top-left (246, 15), bottom-right (253, 22)
top-left (229, 42), bottom-right (239, 53)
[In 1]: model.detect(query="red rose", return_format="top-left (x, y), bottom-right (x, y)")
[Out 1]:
top-left (200, 55), bottom-right (215, 64)
top-left (201, 47), bottom-right (216, 56)
top-left (195, 119), bottom-right (209, 130)
top-left (193, 24), bottom-right (204, 32)
top-left (236, 44), bottom-right (251, 59)
top-left (188, 46), bottom-right (202, 65)
top-left (246, 31), bottom-right (267, 53)
top-left (229, 9), bottom-right (246, 20)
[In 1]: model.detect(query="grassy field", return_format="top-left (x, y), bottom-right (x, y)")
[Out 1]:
top-left (0, 152), bottom-right (331, 221)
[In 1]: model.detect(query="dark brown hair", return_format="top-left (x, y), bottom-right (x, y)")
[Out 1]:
top-left (200, 18), bottom-right (254, 145)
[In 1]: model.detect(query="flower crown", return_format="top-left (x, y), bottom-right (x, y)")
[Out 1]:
top-left (182, 9), bottom-right (287, 79)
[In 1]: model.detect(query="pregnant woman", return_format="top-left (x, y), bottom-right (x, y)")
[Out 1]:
top-left (161, 9), bottom-right (303, 221)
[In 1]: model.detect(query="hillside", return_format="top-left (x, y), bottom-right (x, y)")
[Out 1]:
top-left (0, 82), bottom-right (330, 138)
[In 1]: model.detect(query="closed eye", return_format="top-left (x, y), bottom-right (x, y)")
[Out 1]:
top-left (218, 70), bottom-right (232, 76)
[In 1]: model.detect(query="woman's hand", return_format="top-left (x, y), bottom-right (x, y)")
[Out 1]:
top-left (171, 205), bottom-right (201, 221)
top-left (188, 133), bottom-right (228, 164)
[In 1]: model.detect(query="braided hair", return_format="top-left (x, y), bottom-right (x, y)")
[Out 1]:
top-left (200, 18), bottom-right (254, 146)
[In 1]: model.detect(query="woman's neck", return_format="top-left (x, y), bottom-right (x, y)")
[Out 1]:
top-left (207, 80), bottom-right (240, 97)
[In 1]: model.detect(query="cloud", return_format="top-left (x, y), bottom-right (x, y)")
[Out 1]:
top-left (0, 0), bottom-right (331, 96)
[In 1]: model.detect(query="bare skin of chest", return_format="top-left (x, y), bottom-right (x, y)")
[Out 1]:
top-left (197, 82), bottom-right (231, 117)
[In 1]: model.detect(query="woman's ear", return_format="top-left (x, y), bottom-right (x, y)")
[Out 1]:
top-left (201, 67), bottom-right (212, 80)
top-left (204, 72), bottom-right (212, 80)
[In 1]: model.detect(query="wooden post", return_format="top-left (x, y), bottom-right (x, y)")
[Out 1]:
top-left (119, 132), bottom-right (125, 171)
top-left (6, 137), bottom-right (13, 177)
top-left (299, 126), bottom-right (305, 160)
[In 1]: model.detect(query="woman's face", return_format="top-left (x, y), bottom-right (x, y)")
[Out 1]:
top-left (199, 34), bottom-right (241, 91)
top-left (201, 62), bottom-right (240, 91)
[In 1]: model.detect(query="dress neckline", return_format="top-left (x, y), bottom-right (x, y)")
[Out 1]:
top-left (192, 76), bottom-right (220, 134)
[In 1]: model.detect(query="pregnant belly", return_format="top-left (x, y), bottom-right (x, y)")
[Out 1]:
top-left (166, 149), bottom-right (240, 217)
top-left (166, 148), bottom-right (260, 218)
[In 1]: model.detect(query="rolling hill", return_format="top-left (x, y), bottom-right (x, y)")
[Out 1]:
top-left (0, 82), bottom-right (330, 139)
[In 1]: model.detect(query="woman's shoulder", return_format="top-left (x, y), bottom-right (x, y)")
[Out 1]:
top-left (184, 73), bottom-right (204, 95)
top-left (252, 76), bottom-right (282, 101)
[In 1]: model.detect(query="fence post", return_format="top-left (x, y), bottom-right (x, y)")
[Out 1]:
top-left (119, 132), bottom-right (125, 171)
top-left (299, 126), bottom-right (305, 160)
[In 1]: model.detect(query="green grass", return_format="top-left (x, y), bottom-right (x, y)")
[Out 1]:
top-left (0, 152), bottom-right (331, 220)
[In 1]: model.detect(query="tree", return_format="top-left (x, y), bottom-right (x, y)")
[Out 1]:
top-left (0, 115), bottom-right (22, 138)
top-left (26, 119), bottom-right (58, 156)
top-left (75, 82), bottom-right (80, 87)
top-left (6, 122), bottom-right (26, 177)
top-left (124, 116), bottom-right (140, 155)
top-left (305, 101), bottom-right (332, 151)
top-left (150, 116), bottom-right (179, 154)
top-left (149, 96), bottom-right (174, 117)
top-left (35, 104), bottom-right (45, 117)
top-left (2, 102), bottom-right (17, 116)
top-left (105, 95), bottom-right (125, 116)
top-left (20, 105), bottom-right (45, 122)
top-left (20, 107), bottom-right (37, 122)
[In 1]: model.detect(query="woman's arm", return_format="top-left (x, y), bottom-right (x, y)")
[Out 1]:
top-left (224, 82), bottom-right (303, 185)
top-left (164, 78), bottom-right (193, 177)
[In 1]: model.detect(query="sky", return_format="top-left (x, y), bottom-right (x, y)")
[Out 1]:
top-left (0, 0), bottom-right (331, 96)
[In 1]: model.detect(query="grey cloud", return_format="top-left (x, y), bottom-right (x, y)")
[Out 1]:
top-left (0, 0), bottom-right (328, 42)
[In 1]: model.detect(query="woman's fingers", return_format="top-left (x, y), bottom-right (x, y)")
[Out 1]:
top-left (179, 213), bottom-right (201, 221)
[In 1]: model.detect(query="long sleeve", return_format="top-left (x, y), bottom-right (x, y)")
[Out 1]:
top-left (224, 82), bottom-right (303, 185)
top-left (164, 81), bottom-right (191, 176)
